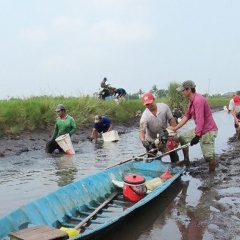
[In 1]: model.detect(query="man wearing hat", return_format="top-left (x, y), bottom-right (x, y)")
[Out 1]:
top-left (139, 92), bottom-right (179, 163)
top-left (228, 90), bottom-right (240, 139)
top-left (168, 80), bottom-right (218, 172)
top-left (90, 115), bottom-right (113, 141)
top-left (45, 104), bottom-right (77, 153)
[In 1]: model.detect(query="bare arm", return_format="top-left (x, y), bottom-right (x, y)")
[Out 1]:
top-left (168, 116), bottom-right (188, 132)
top-left (107, 124), bottom-right (113, 131)
top-left (230, 110), bottom-right (239, 125)
top-left (90, 128), bottom-right (98, 140)
top-left (169, 117), bottom-right (177, 127)
top-left (139, 130), bottom-right (145, 142)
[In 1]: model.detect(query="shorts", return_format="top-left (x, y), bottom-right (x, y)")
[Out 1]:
top-left (179, 129), bottom-right (218, 162)
top-left (45, 139), bottom-right (64, 153)
top-left (96, 127), bottom-right (109, 133)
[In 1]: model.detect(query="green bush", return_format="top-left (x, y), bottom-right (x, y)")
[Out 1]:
top-left (0, 95), bottom-right (231, 135)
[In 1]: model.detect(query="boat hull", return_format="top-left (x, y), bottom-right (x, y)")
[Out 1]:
top-left (0, 160), bottom-right (185, 240)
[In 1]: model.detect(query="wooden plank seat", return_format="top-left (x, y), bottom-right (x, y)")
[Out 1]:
top-left (9, 225), bottom-right (67, 240)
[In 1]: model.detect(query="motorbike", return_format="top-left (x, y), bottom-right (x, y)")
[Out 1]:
top-left (98, 88), bottom-right (115, 100)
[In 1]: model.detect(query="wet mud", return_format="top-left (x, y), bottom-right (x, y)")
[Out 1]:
top-left (186, 138), bottom-right (240, 240)
top-left (0, 119), bottom-right (136, 158)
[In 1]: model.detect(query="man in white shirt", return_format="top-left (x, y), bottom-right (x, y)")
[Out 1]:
top-left (228, 90), bottom-right (240, 140)
top-left (139, 92), bottom-right (179, 163)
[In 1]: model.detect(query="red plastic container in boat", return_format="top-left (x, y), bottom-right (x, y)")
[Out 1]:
top-left (123, 174), bottom-right (146, 202)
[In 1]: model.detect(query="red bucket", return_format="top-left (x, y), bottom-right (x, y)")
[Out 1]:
top-left (123, 174), bottom-right (146, 202)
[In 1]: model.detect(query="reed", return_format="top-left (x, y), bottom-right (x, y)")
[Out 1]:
top-left (0, 95), bottom-right (231, 135)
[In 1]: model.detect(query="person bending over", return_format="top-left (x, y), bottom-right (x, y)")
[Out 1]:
top-left (90, 115), bottom-right (113, 141)
top-left (228, 91), bottom-right (240, 140)
top-left (114, 88), bottom-right (127, 100)
top-left (139, 92), bottom-right (179, 162)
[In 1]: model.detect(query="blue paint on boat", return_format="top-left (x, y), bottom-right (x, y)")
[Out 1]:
top-left (0, 160), bottom-right (185, 240)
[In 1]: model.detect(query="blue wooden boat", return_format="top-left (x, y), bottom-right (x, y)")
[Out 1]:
top-left (0, 159), bottom-right (185, 240)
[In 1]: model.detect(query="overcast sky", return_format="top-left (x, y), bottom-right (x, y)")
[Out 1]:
top-left (0, 0), bottom-right (239, 99)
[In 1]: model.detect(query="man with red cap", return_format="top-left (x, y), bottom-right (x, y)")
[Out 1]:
top-left (139, 92), bottom-right (179, 163)
top-left (228, 90), bottom-right (240, 140)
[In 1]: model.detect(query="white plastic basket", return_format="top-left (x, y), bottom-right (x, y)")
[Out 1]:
top-left (102, 130), bottom-right (120, 142)
top-left (55, 133), bottom-right (75, 154)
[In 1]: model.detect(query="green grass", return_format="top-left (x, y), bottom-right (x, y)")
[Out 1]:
top-left (0, 95), bottom-right (231, 135)
top-left (206, 96), bottom-right (230, 108)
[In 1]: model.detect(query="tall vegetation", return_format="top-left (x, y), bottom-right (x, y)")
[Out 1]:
top-left (0, 92), bottom-right (231, 135)
top-left (0, 96), bottom-right (144, 135)
top-left (167, 82), bottom-right (188, 110)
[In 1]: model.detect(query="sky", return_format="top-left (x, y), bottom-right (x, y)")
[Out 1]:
top-left (0, 0), bottom-right (240, 100)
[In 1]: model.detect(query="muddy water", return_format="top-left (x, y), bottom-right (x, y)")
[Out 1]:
top-left (0, 111), bottom-right (236, 239)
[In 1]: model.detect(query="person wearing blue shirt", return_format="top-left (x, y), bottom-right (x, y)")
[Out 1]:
top-left (90, 115), bottom-right (113, 141)
top-left (114, 88), bottom-right (127, 99)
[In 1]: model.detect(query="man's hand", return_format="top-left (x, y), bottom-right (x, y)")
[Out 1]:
top-left (190, 135), bottom-right (200, 146)
top-left (88, 136), bottom-right (94, 141)
top-left (142, 140), bottom-right (150, 148)
top-left (167, 126), bottom-right (176, 132)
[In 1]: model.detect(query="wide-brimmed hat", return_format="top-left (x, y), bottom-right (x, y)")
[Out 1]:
top-left (176, 80), bottom-right (196, 91)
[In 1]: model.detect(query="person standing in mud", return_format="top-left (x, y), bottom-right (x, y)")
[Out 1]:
top-left (228, 90), bottom-right (240, 140)
top-left (139, 92), bottom-right (179, 162)
top-left (45, 104), bottom-right (77, 153)
top-left (168, 80), bottom-right (218, 172)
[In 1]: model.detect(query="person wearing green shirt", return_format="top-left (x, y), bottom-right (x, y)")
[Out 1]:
top-left (45, 104), bottom-right (77, 153)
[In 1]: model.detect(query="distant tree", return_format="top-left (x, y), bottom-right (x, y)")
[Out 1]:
top-left (168, 81), bottom-right (188, 110)
top-left (156, 89), bottom-right (168, 98)
top-left (211, 93), bottom-right (222, 97)
top-left (128, 93), bottom-right (139, 100)
top-left (93, 92), bottom-right (99, 98)
top-left (151, 85), bottom-right (158, 97)
top-left (137, 89), bottom-right (144, 99)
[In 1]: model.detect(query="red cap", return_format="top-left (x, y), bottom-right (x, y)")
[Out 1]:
top-left (142, 92), bottom-right (154, 105)
top-left (233, 95), bottom-right (240, 106)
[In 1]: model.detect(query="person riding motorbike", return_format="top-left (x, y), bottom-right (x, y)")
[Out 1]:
top-left (99, 77), bottom-right (115, 100)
